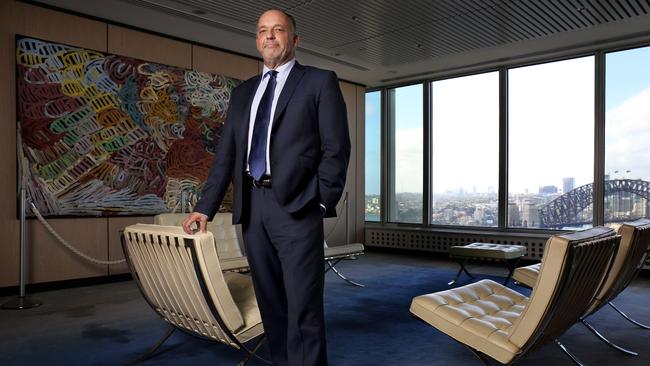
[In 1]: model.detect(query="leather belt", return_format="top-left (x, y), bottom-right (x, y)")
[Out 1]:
top-left (247, 173), bottom-right (272, 188)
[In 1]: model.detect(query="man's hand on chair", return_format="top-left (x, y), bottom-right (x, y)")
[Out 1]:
top-left (182, 212), bottom-right (208, 234)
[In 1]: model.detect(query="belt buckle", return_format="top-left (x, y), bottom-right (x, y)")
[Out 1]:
top-left (249, 175), bottom-right (263, 188)
top-left (248, 174), bottom-right (270, 188)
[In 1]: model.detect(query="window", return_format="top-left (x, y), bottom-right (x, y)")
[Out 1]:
top-left (605, 46), bottom-right (650, 224)
top-left (430, 72), bottom-right (499, 227)
top-left (365, 91), bottom-right (381, 221)
top-left (508, 56), bottom-right (595, 229)
top-left (388, 84), bottom-right (423, 223)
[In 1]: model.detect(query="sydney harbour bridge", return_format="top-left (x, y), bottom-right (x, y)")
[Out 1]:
top-left (538, 179), bottom-right (650, 228)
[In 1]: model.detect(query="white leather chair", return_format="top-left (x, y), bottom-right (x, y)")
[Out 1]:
top-left (513, 219), bottom-right (650, 356)
top-left (410, 227), bottom-right (619, 365)
top-left (122, 224), bottom-right (266, 365)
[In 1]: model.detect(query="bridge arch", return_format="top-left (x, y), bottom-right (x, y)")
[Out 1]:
top-left (538, 179), bottom-right (650, 228)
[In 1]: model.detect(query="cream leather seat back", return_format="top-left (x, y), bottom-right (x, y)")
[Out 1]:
top-left (122, 224), bottom-right (262, 347)
top-left (513, 219), bottom-right (650, 317)
top-left (588, 219), bottom-right (650, 314)
top-left (508, 227), bottom-right (617, 350)
top-left (154, 213), bottom-right (244, 259)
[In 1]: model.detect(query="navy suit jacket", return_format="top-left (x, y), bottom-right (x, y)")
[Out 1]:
top-left (195, 62), bottom-right (351, 224)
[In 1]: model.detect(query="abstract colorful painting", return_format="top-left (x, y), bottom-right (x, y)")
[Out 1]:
top-left (16, 36), bottom-right (240, 216)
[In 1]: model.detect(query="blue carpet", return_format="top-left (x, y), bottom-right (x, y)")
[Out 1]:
top-left (0, 251), bottom-right (648, 365)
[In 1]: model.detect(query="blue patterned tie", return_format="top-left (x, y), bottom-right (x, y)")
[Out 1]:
top-left (249, 70), bottom-right (278, 180)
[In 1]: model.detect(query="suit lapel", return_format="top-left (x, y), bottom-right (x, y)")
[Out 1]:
top-left (271, 62), bottom-right (306, 130)
top-left (239, 75), bottom-right (261, 154)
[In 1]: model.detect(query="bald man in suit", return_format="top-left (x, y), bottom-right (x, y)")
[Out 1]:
top-left (183, 9), bottom-right (350, 366)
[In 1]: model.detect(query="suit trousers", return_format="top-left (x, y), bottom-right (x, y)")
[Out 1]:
top-left (242, 183), bottom-right (327, 366)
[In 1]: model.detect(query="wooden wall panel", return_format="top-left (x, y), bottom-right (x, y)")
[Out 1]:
top-left (13, 2), bottom-right (107, 51)
top-left (27, 218), bottom-right (108, 283)
top-left (193, 45), bottom-right (258, 81)
top-left (355, 86), bottom-right (366, 243)
top-left (0, 0), bottom-right (21, 288)
top-left (0, 1), bottom-right (107, 287)
top-left (108, 25), bottom-right (191, 69)
top-left (107, 216), bottom-right (154, 275)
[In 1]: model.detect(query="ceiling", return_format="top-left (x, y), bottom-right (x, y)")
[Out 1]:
top-left (32, 0), bottom-right (650, 87)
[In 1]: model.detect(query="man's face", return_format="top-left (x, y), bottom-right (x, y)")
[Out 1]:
top-left (256, 10), bottom-right (299, 69)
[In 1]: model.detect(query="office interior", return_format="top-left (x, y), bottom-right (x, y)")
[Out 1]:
top-left (2, 1), bottom-right (650, 365)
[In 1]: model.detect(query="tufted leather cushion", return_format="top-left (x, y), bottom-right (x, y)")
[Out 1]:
top-left (450, 243), bottom-right (526, 260)
top-left (411, 279), bottom-right (527, 364)
top-left (223, 272), bottom-right (263, 342)
top-left (324, 243), bottom-right (365, 259)
top-left (512, 263), bottom-right (540, 288)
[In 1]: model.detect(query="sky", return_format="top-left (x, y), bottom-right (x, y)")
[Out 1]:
top-left (365, 45), bottom-right (650, 196)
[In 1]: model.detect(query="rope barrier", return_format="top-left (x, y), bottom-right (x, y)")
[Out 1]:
top-left (30, 203), bottom-right (126, 265)
top-left (29, 191), bottom-right (344, 265)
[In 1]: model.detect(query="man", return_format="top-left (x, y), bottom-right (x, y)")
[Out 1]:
top-left (182, 8), bottom-right (350, 366)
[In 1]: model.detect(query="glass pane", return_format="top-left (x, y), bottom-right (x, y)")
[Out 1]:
top-left (365, 91), bottom-right (381, 221)
top-left (605, 46), bottom-right (650, 224)
top-left (431, 72), bottom-right (499, 226)
top-left (508, 56), bottom-right (594, 229)
top-left (389, 84), bottom-right (423, 223)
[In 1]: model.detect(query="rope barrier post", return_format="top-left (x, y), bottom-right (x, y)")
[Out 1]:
top-left (2, 187), bottom-right (42, 310)
top-left (4, 126), bottom-right (123, 310)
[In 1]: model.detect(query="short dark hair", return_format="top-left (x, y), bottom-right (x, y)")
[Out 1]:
top-left (263, 8), bottom-right (297, 34)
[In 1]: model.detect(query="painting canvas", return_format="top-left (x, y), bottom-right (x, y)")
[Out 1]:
top-left (16, 36), bottom-right (240, 216)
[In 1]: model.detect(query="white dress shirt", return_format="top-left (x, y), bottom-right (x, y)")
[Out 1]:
top-left (246, 59), bottom-right (296, 176)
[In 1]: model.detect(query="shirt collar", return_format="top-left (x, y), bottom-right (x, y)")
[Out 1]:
top-left (262, 58), bottom-right (295, 79)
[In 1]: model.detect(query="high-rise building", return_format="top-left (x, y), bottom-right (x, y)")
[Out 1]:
top-left (562, 177), bottom-right (575, 194)
top-left (508, 202), bottom-right (520, 226)
top-left (473, 206), bottom-right (484, 222)
top-left (538, 185), bottom-right (558, 195)
top-left (521, 198), bottom-right (541, 227)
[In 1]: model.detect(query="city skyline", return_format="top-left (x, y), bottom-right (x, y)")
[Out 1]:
top-left (365, 47), bottom-right (650, 196)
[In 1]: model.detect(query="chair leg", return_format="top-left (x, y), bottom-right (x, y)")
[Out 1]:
top-left (608, 301), bottom-right (650, 329)
top-left (554, 339), bottom-right (586, 366)
top-left (326, 260), bottom-right (365, 287)
top-left (449, 258), bottom-right (473, 285)
top-left (465, 345), bottom-right (493, 366)
top-left (581, 318), bottom-right (638, 356)
top-left (238, 335), bottom-right (270, 366)
top-left (450, 338), bottom-right (491, 365)
top-left (126, 326), bottom-right (176, 365)
top-left (502, 257), bottom-right (521, 286)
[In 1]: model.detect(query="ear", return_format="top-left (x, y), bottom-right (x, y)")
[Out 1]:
top-left (293, 34), bottom-right (301, 47)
